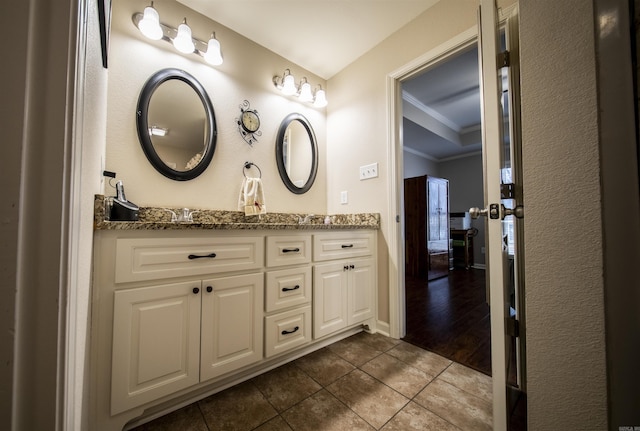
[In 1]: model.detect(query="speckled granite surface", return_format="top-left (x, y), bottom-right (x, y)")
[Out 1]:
top-left (94, 195), bottom-right (380, 230)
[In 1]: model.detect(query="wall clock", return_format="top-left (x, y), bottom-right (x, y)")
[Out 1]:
top-left (237, 100), bottom-right (262, 146)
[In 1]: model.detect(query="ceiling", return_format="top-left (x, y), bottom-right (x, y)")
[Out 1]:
top-left (177, 0), bottom-right (482, 161)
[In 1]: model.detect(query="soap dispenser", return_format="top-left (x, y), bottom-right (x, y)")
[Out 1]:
top-left (110, 180), bottom-right (139, 221)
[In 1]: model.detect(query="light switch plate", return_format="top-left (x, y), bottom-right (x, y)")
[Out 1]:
top-left (340, 191), bottom-right (348, 204)
top-left (359, 162), bottom-right (378, 180)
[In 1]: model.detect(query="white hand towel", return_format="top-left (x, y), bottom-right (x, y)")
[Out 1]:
top-left (238, 177), bottom-right (267, 216)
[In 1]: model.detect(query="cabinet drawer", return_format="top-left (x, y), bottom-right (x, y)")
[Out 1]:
top-left (264, 306), bottom-right (311, 358)
top-left (266, 235), bottom-right (312, 267)
top-left (115, 236), bottom-right (264, 283)
top-left (313, 231), bottom-right (374, 262)
top-left (265, 267), bottom-right (311, 312)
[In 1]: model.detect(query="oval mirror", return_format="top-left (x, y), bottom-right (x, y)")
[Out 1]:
top-left (136, 68), bottom-right (217, 181)
top-left (275, 113), bottom-right (318, 194)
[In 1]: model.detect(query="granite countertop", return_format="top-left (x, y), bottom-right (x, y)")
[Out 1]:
top-left (93, 195), bottom-right (380, 231)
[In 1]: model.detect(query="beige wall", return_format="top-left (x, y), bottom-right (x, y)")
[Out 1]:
top-left (106, 0), bottom-right (327, 214)
top-left (326, 0), bottom-right (484, 329)
top-left (520, 1), bottom-right (608, 429)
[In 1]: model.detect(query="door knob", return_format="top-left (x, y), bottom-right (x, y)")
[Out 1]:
top-left (469, 207), bottom-right (488, 219)
top-left (470, 204), bottom-right (523, 220)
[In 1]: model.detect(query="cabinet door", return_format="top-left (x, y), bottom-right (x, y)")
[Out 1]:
top-left (348, 258), bottom-right (375, 325)
top-left (200, 273), bottom-right (264, 381)
top-left (111, 281), bottom-right (201, 415)
top-left (313, 261), bottom-right (348, 339)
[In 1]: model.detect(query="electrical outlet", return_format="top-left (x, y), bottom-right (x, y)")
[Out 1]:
top-left (359, 162), bottom-right (378, 180)
top-left (340, 191), bottom-right (348, 204)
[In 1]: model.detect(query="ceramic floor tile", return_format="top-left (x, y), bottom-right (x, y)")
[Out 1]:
top-left (252, 362), bottom-right (322, 412)
top-left (327, 369), bottom-right (409, 429)
top-left (254, 415), bottom-right (293, 431)
top-left (351, 331), bottom-right (403, 352)
top-left (438, 362), bottom-right (493, 402)
top-left (387, 341), bottom-right (452, 376)
top-left (130, 403), bottom-right (208, 431)
top-left (294, 347), bottom-right (356, 386)
top-left (328, 334), bottom-right (383, 366)
top-left (282, 389), bottom-right (375, 431)
top-left (380, 401), bottom-right (462, 431)
top-left (360, 352), bottom-right (434, 398)
top-left (414, 378), bottom-right (492, 431)
top-left (198, 381), bottom-right (277, 431)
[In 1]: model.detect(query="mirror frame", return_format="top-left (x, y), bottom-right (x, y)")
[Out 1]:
top-left (136, 68), bottom-right (217, 181)
top-left (275, 113), bottom-right (318, 194)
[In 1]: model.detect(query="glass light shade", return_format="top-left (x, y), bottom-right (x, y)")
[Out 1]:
top-left (281, 74), bottom-right (297, 96)
top-left (204, 37), bottom-right (223, 65)
top-left (299, 81), bottom-right (313, 102)
top-left (138, 5), bottom-right (163, 40)
top-left (173, 20), bottom-right (195, 53)
top-left (313, 88), bottom-right (328, 107)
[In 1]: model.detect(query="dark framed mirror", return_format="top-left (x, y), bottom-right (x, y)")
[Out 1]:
top-left (275, 113), bottom-right (318, 194)
top-left (136, 68), bottom-right (217, 181)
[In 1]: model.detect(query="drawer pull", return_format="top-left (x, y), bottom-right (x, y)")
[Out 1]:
top-left (341, 244), bottom-right (354, 249)
top-left (282, 285), bottom-right (300, 292)
top-left (282, 247), bottom-right (300, 253)
top-left (188, 253), bottom-right (217, 260)
top-left (281, 326), bottom-right (299, 335)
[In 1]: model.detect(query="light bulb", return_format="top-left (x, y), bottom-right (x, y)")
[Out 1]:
top-left (299, 80), bottom-right (313, 102)
top-left (204, 34), bottom-right (223, 65)
top-left (138, 4), bottom-right (163, 40)
top-left (173, 18), bottom-right (195, 53)
top-left (281, 74), bottom-right (297, 96)
top-left (313, 88), bottom-right (328, 108)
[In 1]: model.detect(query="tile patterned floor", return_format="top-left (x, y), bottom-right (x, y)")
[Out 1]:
top-left (131, 332), bottom-right (493, 431)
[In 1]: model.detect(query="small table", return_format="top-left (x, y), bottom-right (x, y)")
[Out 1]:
top-left (450, 229), bottom-right (474, 269)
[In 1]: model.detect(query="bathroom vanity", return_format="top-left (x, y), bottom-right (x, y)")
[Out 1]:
top-left (90, 196), bottom-right (379, 430)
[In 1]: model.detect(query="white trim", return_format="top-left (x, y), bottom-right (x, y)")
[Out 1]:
top-left (386, 26), bottom-right (478, 340)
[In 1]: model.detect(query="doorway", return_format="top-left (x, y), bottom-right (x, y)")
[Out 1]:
top-left (399, 41), bottom-right (491, 376)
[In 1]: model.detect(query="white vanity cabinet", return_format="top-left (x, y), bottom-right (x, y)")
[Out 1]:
top-left (93, 231), bottom-right (265, 421)
top-left (91, 227), bottom-right (377, 431)
top-left (111, 272), bottom-right (264, 414)
top-left (264, 235), bottom-right (313, 358)
top-left (312, 232), bottom-right (376, 339)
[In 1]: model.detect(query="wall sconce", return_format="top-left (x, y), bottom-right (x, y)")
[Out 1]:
top-left (273, 69), bottom-right (328, 108)
top-left (132, 2), bottom-right (223, 66)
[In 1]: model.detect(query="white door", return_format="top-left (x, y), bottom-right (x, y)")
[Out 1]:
top-left (313, 261), bottom-right (349, 338)
top-left (347, 257), bottom-right (375, 325)
top-left (111, 281), bottom-right (201, 415)
top-left (200, 272), bottom-right (264, 381)
top-left (476, 2), bottom-right (524, 430)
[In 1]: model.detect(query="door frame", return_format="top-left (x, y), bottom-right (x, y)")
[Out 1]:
top-left (386, 26), bottom-right (479, 339)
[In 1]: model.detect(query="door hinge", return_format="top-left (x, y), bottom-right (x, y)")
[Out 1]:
top-left (506, 317), bottom-right (520, 337)
top-left (498, 50), bottom-right (510, 68)
top-left (501, 183), bottom-right (515, 199)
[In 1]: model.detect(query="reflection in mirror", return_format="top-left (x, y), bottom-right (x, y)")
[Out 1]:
top-left (276, 113), bottom-right (318, 194)
top-left (137, 68), bottom-right (216, 181)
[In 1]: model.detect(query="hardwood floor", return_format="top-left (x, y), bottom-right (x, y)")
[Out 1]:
top-left (403, 268), bottom-right (527, 430)
top-left (403, 268), bottom-right (492, 376)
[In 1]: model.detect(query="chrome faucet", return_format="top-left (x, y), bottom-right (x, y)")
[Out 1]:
top-left (298, 214), bottom-right (315, 224)
top-left (164, 208), bottom-right (199, 223)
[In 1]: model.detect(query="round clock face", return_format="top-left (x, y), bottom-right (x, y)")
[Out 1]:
top-left (241, 110), bottom-right (260, 133)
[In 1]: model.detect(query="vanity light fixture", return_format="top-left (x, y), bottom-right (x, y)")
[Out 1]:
top-left (272, 69), bottom-right (328, 108)
top-left (203, 33), bottom-right (223, 65)
top-left (132, 4), bottom-right (224, 67)
top-left (173, 18), bottom-right (195, 53)
top-left (298, 78), bottom-right (313, 102)
top-left (313, 85), bottom-right (328, 108)
top-left (137, 2), bottom-right (163, 40)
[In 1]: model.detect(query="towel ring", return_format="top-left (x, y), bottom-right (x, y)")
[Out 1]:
top-left (243, 162), bottom-right (262, 178)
